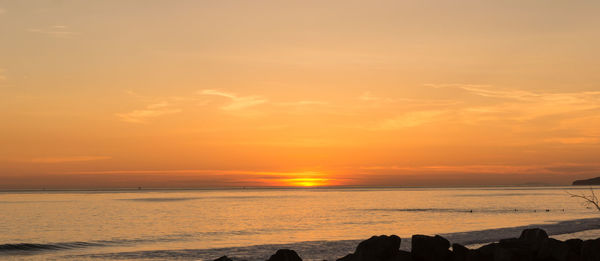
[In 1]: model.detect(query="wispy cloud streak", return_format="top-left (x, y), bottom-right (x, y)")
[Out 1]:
top-left (199, 89), bottom-right (268, 110)
top-left (28, 25), bottom-right (78, 38)
top-left (29, 156), bottom-right (111, 163)
top-left (116, 102), bottom-right (181, 123)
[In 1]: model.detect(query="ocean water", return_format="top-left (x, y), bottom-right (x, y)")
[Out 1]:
top-left (1, 186), bottom-right (600, 260)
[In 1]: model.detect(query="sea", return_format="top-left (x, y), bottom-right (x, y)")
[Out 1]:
top-left (1, 186), bottom-right (600, 260)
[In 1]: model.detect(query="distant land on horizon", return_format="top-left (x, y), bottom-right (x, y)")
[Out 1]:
top-left (572, 177), bottom-right (600, 185)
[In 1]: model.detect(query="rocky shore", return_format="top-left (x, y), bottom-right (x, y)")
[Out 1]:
top-left (214, 228), bottom-right (600, 261)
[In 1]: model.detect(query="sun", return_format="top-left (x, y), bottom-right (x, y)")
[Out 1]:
top-left (284, 178), bottom-right (330, 187)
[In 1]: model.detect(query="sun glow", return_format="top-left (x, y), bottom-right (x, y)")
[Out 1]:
top-left (284, 178), bottom-right (330, 187)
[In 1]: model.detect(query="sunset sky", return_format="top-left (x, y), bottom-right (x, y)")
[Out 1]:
top-left (1, 1), bottom-right (600, 188)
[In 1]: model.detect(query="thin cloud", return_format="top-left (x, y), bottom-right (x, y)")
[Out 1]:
top-left (358, 91), bottom-right (459, 107)
top-left (199, 89), bottom-right (268, 110)
top-left (360, 163), bottom-right (600, 175)
top-left (544, 137), bottom-right (600, 145)
top-left (423, 84), bottom-right (600, 144)
top-left (65, 169), bottom-right (324, 177)
top-left (28, 25), bottom-right (78, 38)
top-left (358, 91), bottom-right (398, 105)
top-left (116, 102), bottom-right (181, 123)
top-left (0, 8), bottom-right (5, 15)
top-left (425, 83), bottom-right (600, 104)
top-left (62, 169), bottom-right (339, 186)
top-left (276, 100), bottom-right (329, 106)
top-left (372, 110), bottom-right (447, 130)
top-left (359, 91), bottom-right (383, 101)
top-left (0, 68), bottom-right (6, 81)
top-left (30, 156), bottom-right (111, 164)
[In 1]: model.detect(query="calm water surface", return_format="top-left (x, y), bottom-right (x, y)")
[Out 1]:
top-left (1, 186), bottom-right (599, 260)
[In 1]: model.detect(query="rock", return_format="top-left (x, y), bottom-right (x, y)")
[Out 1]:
top-left (537, 238), bottom-right (569, 261)
top-left (451, 243), bottom-right (468, 261)
top-left (336, 235), bottom-right (404, 261)
top-left (564, 239), bottom-right (582, 250)
top-left (581, 238), bottom-right (600, 261)
top-left (337, 254), bottom-right (354, 261)
top-left (412, 235), bottom-right (451, 261)
top-left (214, 256), bottom-right (233, 261)
top-left (354, 235), bottom-right (402, 261)
top-left (519, 228), bottom-right (548, 253)
top-left (495, 238), bottom-right (533, 261)
top-left (572, 176), bottom-right (600, 185)
top-left (451, 243), bottom-right (495, 261)
top-left (390, 250), bottom-right (413, 261)
top-left (472, 243), bottom-right (497, 261)
top-left (565, 239), bottom-right (582, 261)
top-left (267, 249), bottom-right (302, 261)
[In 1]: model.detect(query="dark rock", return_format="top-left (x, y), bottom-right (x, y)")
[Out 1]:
top-left (498, 238), bottom-right (526, 248)
top-left (389, 250), bottom-right (413, 261)
top-left (412, 235), bottom-right (451, 261)
top-left (214, 256), bottom-right (233, 261)
top-left (267, 249), bottom-right (302, 261)
top-left (336, 235), bottom-right (403, 261)
top-left (565, 239), bottom-right (582, 261)
top-left (519, 228), bottom-right (548, 253)
top-left (337, 254), bottom-right (354, 261)
top-left (564, 239), bottom-right (582, 250)
top-left (451, 243), bottom-right (468, 261)
top-left (452, 243), bottom-right (495, 261)
top-left (572, 176), bottom-right (600, 185)
top-left (581, 238), bottom-right (600, 261)
top-left (537, 238), bottom-right (569, 261)
top-left (495, 238), bottom-right (534, 261)
top-left (472, 243), bottom-right (497, 261)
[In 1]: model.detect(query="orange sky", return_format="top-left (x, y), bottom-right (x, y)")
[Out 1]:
top-left (1, 1), bottom-right (600, 188)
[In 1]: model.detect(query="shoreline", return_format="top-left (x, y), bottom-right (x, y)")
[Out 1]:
top-left (3, 217), bottom-right (599, 260)
top-left (69, 226), bottom-right (600, 261)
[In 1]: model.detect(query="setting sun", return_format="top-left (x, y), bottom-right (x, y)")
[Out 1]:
top-left (284, 178), bottom-right (331, 187)
top-left (2, 1), bottom-right (600, 260)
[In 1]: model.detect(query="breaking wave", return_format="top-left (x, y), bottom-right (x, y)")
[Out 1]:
top-left (68, 217), bottom-right (600, 260)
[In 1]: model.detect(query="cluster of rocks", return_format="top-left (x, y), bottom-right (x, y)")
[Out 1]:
top-left (214, 228), bottom-right (600, 261)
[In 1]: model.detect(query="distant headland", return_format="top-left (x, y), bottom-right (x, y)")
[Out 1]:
top-left (572, 177), bottom-right (600, 186)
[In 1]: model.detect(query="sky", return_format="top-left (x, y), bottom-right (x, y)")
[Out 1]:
top-left (1, 0), bottom-right (600, 188)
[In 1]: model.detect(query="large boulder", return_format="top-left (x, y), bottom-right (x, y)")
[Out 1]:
top-left (537, 238), bottom-right (575, 261)
top-left (267, 249), bottom-right (302, 261)
top-left (494, 238), bottom-right (534, 261)
top-left (581, 238), bottom-right (600, 261)
top-left (452, 243), bottom-right (496, 261)
top-left (337, 235), bottom-right (407, 261)
top-left (451, 243), bottom-right (469, 261)
top-left (476, 243), bottom-right (497, 260)
top-left (564, 239), bottom-right (582, 261)
top-left (518, 228), bottom-right (548, 253)
top-left (391, 250), bottom-right (413, 261)
top-left (412, 235), bottom-right (451, 261)
top-left (214, 256), bottom-right (233, 261)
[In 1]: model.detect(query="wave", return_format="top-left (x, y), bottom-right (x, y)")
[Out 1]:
top-left (0, 242), bottom-right (103, 252)
top-left (0, 226), bottom-right (311, 255)
top-left (453, 193), bottom-right (557, 197)
top-left (71, 217), bottom-right (600, 261)
top-left (116, 195), bottom-right (305, 202)
top-left (5, 218), bottom-right (598, 259)
top-left (363, 208), bottom-right (473, 213)
top-left (357, 207), bottom-right (557, 214)
top-left (117, 197), bottom-right (201, 202)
